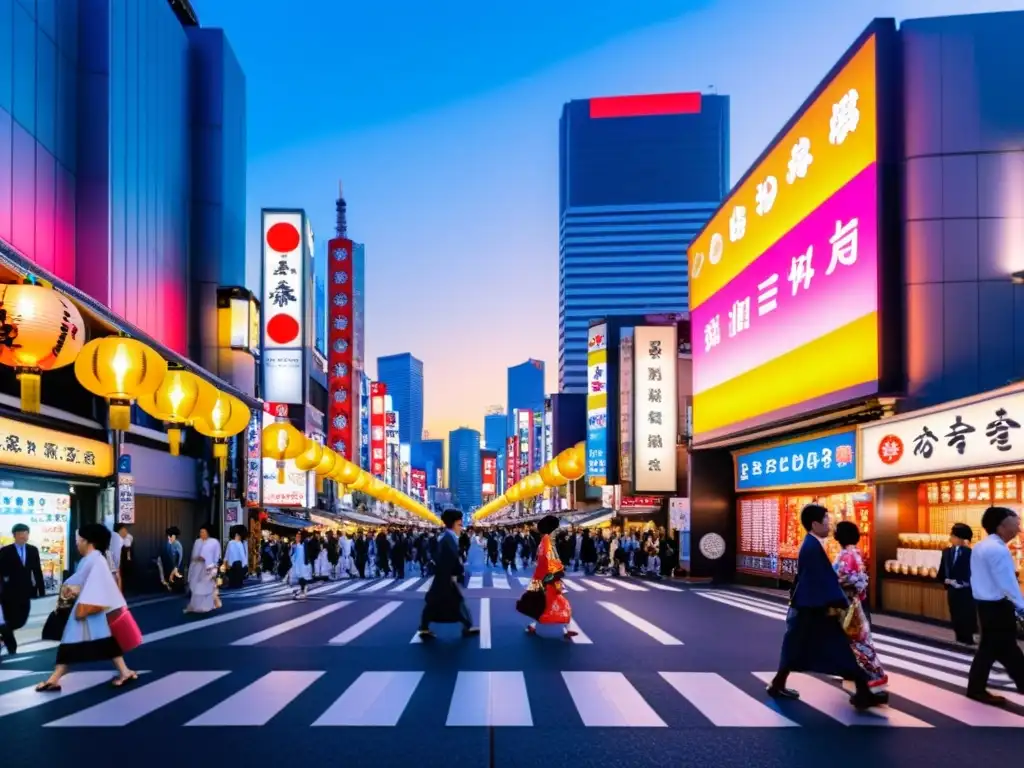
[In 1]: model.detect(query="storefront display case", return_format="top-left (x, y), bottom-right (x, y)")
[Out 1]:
top-left (881, 473), bottom-right (1024, 620)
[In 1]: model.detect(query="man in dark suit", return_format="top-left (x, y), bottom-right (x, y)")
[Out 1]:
top-left (937, 523), bottom-right (977, 644)
top-left (0, 523), bottom-right (47, 655)
top-left (418, 510), bottom-right (479, 640)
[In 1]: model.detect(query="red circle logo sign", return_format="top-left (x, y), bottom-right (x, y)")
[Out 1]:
top-left (266, 314), bottom-right (300, 345)
top-left (878, 435), bottom-right (904, 465)
top-left (266, 222), bottom-right (300, 253)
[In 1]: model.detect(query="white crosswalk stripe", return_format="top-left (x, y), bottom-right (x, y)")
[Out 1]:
top-left (356, 579), bottom-right (396, 593)
top-left (231, 602), bottom-right (352, 646)
top-left (579, 579), bottom-right (615, 592)
top-left (389, 578), bottom-right (420, 592)
top-left (492, 574), bottom-right (511, 589)
top-left (467, 575), bottom-right (484, 589)
top-left (417, 577), bottom-right (434, 592)
top-left (561, 579), bottom-right (585, 592)
top-left (607, 579), bottom-right (648, 592)
top-left (1, 665), bottom-right (1022, 728)
top-left (329, 601), bottom-right (402, 644)
top-left (598, 602), bottom-right (683, 645)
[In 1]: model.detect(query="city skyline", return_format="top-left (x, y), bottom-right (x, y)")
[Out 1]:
top-left (192, 0), bottom-right (1016, 444)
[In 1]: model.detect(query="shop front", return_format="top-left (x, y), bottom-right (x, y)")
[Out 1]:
top-left (860, 385), bottom-right (1024, 621)
top-left (0, 412), bottom-right (113, 593)
top-left (733, 428), bottom-right (874, 590)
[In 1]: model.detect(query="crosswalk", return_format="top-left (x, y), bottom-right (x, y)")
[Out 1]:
top-left (2, 665), bottom-right (1023, 728)
top-left (695, 590), bottom-right (1023, 693)
top-left (220, 572), bottom-right (683, 600)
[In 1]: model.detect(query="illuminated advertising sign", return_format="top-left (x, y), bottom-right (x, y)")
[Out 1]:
top-left (735, 429), bottom-right (857, 491)
top-left (327, 237), bottom-right (355, 459)
top-left (688, 31), bottom-right (886, 443)
top-left (586, 322), bottom-right (609, 486)
top-left (262, 210), bottom-right (305, 404)
top-left (410, 468), bottom-right (427, 500)
top-left (634, 326), bottom-right (678, 493)
top-left (245, 411), bottom-right (261, 507)
top-left (544, 408), bottom-right (553, 463)
top-left (506, 436), bottom-right (518, 486)
top-left (370, 381), bottom-right (387, 476)
top-left (619, 331), bottom-right (634, 485)
top-left (516, 410), bottom-right (532, 481)
top-left (482, 455), bottom-right (497, 496)
top-left (385, 412), bottom-right (400, 445)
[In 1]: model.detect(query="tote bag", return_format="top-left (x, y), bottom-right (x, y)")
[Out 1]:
top-left (108, 608), bottom-right (143, 653)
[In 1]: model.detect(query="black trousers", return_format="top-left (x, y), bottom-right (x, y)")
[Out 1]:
top-left (968, 600), bottom-right (1024, 694)
top-left (419, 600), bottom-right (472, 631)
top-left (0, 624), bottom-right (15, 653)
top-left (946, 588), bottom-right (978, 642)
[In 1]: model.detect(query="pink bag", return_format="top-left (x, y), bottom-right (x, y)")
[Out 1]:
top-left (108, 609), bottom-right (143, 653)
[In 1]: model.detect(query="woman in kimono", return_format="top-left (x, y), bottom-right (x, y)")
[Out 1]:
top-left (291, 531), bottom-right (313, 599)
top-left (833, 521), bottom-right (888, 694)
top-left (224, 527), bottom-right (248, 589)
top-left (339, 532), bottom-right (354, 578)
top-left (185, 524), bottom-right (222, 614)
top-left (314, 534), bottom-right (331, 580)
top-left (36, 524), bottom-right (138, 691)
top-left (517, 515), bottom-right (577, 639)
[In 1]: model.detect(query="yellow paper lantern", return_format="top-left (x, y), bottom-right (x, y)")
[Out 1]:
top-left (294, 438), bottom-right (324, 472)
top-left (349, 470), bottom-right (371, 491)
top-left (75, 336), bottom-right (167, 430)
top-left (556, 445), bottom-right (584, 481)
top-left (261, 420), bottom-right (305, 483)
top-left (0, 284), bottom-right (86, 414)
top-left (540, 459), bottom-right (566, 487)
top-left (506, 483), bottom-right (521, 503)
top-left (313, 447), bottom-right (338, 493)
top-left (136, 369), bottom-right (202, 456)
top-left (335, 459), bottom-right (362, 485)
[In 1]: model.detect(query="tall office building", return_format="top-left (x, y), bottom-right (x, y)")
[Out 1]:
top-left (413, 438), bottom-right (445, 491)
top-left (377, 353), bottom-right (424, 445)
top-left (558, 92), bottom-right (729, 391)
top-left (448, 428), bottom-right (482, 512)
top-left (507, 360), bottom-right (545, 433)
top-left (483, 410), bottom-right (507, 490)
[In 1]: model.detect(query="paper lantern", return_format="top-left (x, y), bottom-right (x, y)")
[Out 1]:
top-left (75, 336), bottom-right (167, 430)
top-left (0, 284), bottom-right (86, 414)
top-left (261, 420), bottom-right (305, 483)
top-left (136, 369), bottom-right (202, 456)
top-left (312, 446), bottom-right (338, 494)
top-left (294, 438), bottom-right (324, 472)
top-left (556, 444), bottom-right (585, 481)
top-left (349, 470), bottom-right (371, 491)
top-left (506, 483), bottom-right (521, 503)
top-left (335, 459), bottom-right (362, 485)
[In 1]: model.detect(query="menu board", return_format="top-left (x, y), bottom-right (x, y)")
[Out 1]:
top-left (737, 496), bottom-right (781, 576)
top-left (0, 489), bottom-right (71, 594)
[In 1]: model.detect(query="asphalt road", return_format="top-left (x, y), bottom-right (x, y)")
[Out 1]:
top-left (2, 567), bottom-right (1022, 768)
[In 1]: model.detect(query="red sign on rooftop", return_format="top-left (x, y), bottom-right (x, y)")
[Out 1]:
top-left (589, 92), bottom-right (702, 119)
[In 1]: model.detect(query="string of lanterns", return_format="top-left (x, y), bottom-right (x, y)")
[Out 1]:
top-left (473, 441), bottom-right (586, 522)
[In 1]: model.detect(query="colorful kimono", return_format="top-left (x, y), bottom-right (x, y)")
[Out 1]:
top-left (834, 547), bottom-right (888, 692)
top-left (526, 534), bottom-right (572, 625)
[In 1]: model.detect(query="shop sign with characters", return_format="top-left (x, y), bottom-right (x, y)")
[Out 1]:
top-left (0, 416), bottom-right (112, 477)
top-left (861, 389), bottom-right (1024, 481)
top-left (735, 429), bottom-right (857, 491)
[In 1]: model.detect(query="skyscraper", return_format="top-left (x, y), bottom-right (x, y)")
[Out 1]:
top-left (413, 438), bottom-right (445, 490)
top-left (484, 410), bottom-right (507, 490)
top-left (448, 427), bottom-right (482, 512)
top-left (558, 92), bottom-right (729, 391)
top-left (377, 353), bottom-right (424, 446)
top-left (507, 360), bottom-right (545, 433)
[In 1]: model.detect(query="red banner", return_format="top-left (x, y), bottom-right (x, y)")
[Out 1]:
top-left (482, 456), bottom-right (497, 496)
top-left (620, 495), bottom-right (662, 508)
top-left (505, 436), bottom-right (518, 487)
top-left (410, 468), bottom-right (427, 500)
top-left (370, 381), bottom-right (387, 476)
top-left (327, 238), bottom-right (355, 459)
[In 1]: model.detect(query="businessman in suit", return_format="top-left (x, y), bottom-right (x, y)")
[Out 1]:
top-left (0, 523), bottom-right (47, 655)
top-left (937, 523), bottom-right (977, 645)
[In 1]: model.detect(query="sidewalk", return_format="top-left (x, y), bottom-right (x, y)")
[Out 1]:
top-left (732, 584), bottom-right (1024, 651)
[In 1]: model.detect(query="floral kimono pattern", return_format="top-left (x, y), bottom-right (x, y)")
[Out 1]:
top-left (528, 535), bottom-right (572, 625)
top-left (834, 547), bottom-right (887, 692)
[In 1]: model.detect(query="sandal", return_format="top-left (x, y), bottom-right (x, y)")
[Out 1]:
top-left (35, 681), bottom-right (61, 692)
top-left (111, 673), bottom-right (138, 688)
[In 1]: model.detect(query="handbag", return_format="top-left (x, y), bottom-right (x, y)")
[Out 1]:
top-left (108, 608), bottom-right (143, 653)
top-left (515, 588), bottom-right (546, 621)
top-left (41, 597), bottom-right (74, 642)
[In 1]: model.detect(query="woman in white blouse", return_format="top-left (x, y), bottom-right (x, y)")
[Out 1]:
top-left (224, 529), bottom-right (248, 589)
top-left (185, 524), bottom-right (222, 614)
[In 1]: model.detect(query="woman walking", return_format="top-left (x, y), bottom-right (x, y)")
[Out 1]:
top-left (36, 524), bottom-right (139, 691)
top-left (517, 515), bottom-right (577, 639)
top-left (833, 521), bottom-right (888, 695)
top-left (291, 531), bottom-right (313, 599)
top-left (185, 524), bottom-right (222, 614)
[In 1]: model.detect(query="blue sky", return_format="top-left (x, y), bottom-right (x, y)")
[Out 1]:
top-left (192, 0), bottom-right (1019, 443)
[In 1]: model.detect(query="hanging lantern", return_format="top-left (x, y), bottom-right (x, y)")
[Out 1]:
top-left (313, 447), bottom-right (338, 493)
top-left (556, 444), bottom-right (585, 481)
top-left (136, 369), bottom-right (202, 456)
top-left (193, 389), bottom-right (251, 473)
top-left (294, 438), bottom-right (324, 472)
top-left (0, 284), bottom-right (86, 414)
top-left (261, 420), bottom-right (305, 483)
top-left (335, 459), bottom-right (362, 485)
top-left (539, 459), bottom-right (566, 487)
top-left (506, 483), bottom-right (521, 503)
top-left (349, 470), bottom-right (371, 491)
top-left (74, 336), bottom-right (166, 430)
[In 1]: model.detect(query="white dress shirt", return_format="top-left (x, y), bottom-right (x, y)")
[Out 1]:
top-left (970, 534), bottom-right (1024, 611)
top-left (106, 531), bottom-right (124, 573)
top-left (225, 540), bottom-right (247, 566)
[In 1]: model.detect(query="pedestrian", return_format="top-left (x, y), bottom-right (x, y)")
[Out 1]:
top-left (290, 531), bottom-right (313, 599)
top-left (185, 523), bottom-right (222, 614)
top-left (417, 510), bottom-right (479, 640)
top-left (518, 515), bottom-right (577, 639)
top-left (832, 521), bottom-right (887, 695)
top-left (765, 503), bottom-right (887, 710)
top-left (0, 523), bottom-right (46, 655)
top-left (116, 523), bottom-right (134, 593)
top-left (35, 523), bottom-right (140, 691)
top-left (224, 527), bottom-right (248, 589)
top-left (937, 523), bottom-right (977, 645)
top-left (966, 506), bottom-right (1024, 706)
top-left (158, 526), bottom-right (184, 592)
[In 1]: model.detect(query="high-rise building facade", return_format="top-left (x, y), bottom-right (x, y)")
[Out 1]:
top-left (413, 438), bottom-right (445, 491)
top-left (377, 353), bottom-right (423, 446)
top-left (448, 427), bottom-right (482, 512)
top-left (507, 359), bottom-right (545, 434)
top-left (558, 92), bottom-right (729, 391)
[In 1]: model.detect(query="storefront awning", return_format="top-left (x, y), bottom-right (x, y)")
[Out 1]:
top-left (266, 510), bottom-right (312, 530)
top-left (0, 240), bottom-right (260, 410)
top-left (574, 508), bottom-right (615, 528)
top-left (339, 508), bottom-right (386, 526)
